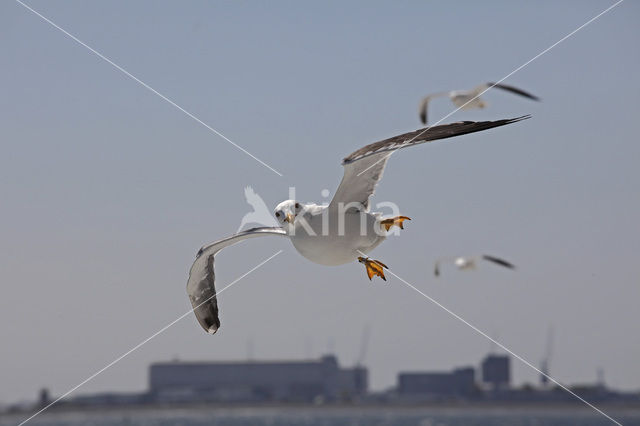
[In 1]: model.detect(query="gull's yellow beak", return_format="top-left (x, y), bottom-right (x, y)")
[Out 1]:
top-left (284, 213), bottom-right (295, 224)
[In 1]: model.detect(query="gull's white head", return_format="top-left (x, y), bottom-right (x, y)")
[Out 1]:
top-left (274, 199), bottom-right (304, 226)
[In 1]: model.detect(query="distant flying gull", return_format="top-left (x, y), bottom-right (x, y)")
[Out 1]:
top-left (433, 255), bottom-right (516, 277)
top-left (419, 82), bottom-right (539, 125)
top-left (187, 116), bottom-right (529, 334)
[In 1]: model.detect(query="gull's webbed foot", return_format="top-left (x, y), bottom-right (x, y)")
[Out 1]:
top-left (380, 216), bottom-right (411, 231)
top-left (358, 256), bottom-right (388, 281)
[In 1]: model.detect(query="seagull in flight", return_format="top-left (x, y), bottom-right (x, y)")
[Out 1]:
top-left (419, 82), bottom-right (539, 125)
top-left (187, 116), bottom-right (529, 334)
top-left (433, 254), bottom-right (516, 277)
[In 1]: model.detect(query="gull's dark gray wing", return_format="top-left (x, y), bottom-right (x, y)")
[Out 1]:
top-left (433, 256), bottom-right (460, 277)
top-left (187, 227), bottom-right (287, 334)
top-left (418, 92), bottom-right (448, 125)
top-left (342, 116), bottom-right (529, 164)
top-left (488, 82), bottom-right (540, 101)
top-left (329, 116), bottom-right (530, 211)
top-left (482, 255), bottom-right (516, 270)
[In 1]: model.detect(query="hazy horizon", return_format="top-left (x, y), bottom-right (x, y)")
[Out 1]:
top-left (1, 0), bottom-right (639, 406)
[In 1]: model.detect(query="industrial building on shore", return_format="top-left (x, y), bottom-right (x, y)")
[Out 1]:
top-left (149, 355), bottom-right (367, 403)
top-left (395, 354), bottom-right (510, 400)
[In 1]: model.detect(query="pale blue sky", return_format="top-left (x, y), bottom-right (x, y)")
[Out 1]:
top-left (1, 1), bottom-right (639, 404)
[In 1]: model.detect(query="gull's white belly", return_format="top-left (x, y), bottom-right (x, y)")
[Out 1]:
top-left (451, 94), bottom-right (484, 110)
top-left (289, 211), bottom-right (384, 266)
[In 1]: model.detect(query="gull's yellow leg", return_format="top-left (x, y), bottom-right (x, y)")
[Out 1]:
top-left (358, 256), bottom-right (389, 281)
top-left (380, 216), bottom-right (411, 231)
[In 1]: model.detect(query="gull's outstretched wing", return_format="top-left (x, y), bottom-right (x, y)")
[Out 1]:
top-left (329, 116), bottom-right (529, 212)
top-left (187, 226), bottom-right (287, 334)
top-left (485, 82), bottom-right (540, 101)
top-left (418, 92), bottom-right (448, 125)
top-left (482, 255), bottom-right (516, 270)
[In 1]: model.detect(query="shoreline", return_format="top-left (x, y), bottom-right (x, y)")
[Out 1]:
top-left (4, 400), bottom-right (640, 419)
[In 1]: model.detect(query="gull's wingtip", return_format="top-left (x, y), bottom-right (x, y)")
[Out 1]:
top-left (482, 255), bottom-right (516, 270)
top-left (487, 83), bottom-right (541, 102)
top-left (510, 114), bottom-right (532, 123)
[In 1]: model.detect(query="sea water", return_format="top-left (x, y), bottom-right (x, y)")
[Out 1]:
top-left (3, 406), bottom-right (640, 426)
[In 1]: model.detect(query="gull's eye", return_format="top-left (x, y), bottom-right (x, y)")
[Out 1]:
top-left (295, 203), bottom-right (301, 209)
top-left (275, 212), bottom-right (281, 218)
